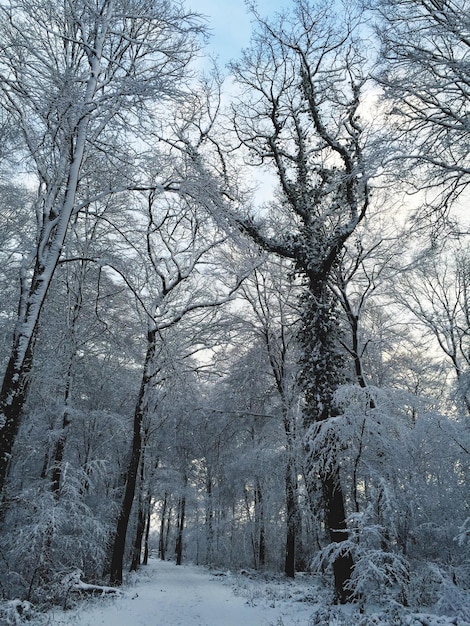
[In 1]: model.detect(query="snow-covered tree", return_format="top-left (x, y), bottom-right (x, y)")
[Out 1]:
top-left (0, 0), bottom-right (204, 496)
top-left (235, 258), bottom-right (307, 576)
top-left (228, 0), bottom-right (372, 601)
top-left (374, 0), bottom-right (470, 224)
top-left (393, 243), bottom-right (470, 414)
top-left (107, 185), bottom-right (245, 583)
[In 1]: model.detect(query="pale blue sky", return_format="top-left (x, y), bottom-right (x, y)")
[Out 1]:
top-left (191, 0), bottom-right (288, 65)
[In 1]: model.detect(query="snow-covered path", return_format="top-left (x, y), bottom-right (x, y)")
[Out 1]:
top-left (47, 559), bottom-right (314, 626)
top-left (24, 558), bottom-right (469, 626)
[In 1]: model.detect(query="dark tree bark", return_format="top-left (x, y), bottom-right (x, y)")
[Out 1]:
top-left (205, 475), bottom-right (214, 565)
top-left (109, 328), bottom-right (156, 585)
top-left (300, 283), bottom-right (354, 603)
top-left (159, 492), bottom-right (169, 560)
top-left (130, 501), bottom-right (146, 572)
top-left (255, 480), bottom-right (265, 569)
top-left (175, 494), bottom-right (186, 566)
top-left (50, 411), bottom-right (72, 498)
top-left (50, 354), bottom-right (75, 497)
top-left (0, 338), bottom-right (35, 496)
top-left (285, 455), bottom-right (300, 578)
top-left (130, 454), bottom-right (147, 572)
top-left (164, 502), bottom-right (172, 558)
top-left (108, 409), bottom-right (142, 584)
top-left (143, 493), bottom-right (152, 566)
top-left (323, 473), bottom-right (354, 603)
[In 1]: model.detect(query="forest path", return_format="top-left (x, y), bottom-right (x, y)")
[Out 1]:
top-left (48, 558), bottom-right (313, 626)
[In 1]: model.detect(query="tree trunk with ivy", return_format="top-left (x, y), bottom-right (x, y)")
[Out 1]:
top-left (299, 286), bottom-right (354, 602)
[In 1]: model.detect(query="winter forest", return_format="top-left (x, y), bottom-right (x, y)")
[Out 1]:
top-left (0, 0), bottom-right (469, 623)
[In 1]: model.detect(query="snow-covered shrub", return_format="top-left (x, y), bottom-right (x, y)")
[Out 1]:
top-left (308, 604), bottom-right (405, 626)
top-left (0, 600), bottom-right (34, 625)
top-left (0, 464), bottom-right (112, 606)
top-left (309, 602), bottom-right (469, 625)
top-left (308, 384), bottom-right (470, 611)
top-left (347, 546), bottom-right (410, 604)
top-left (311, 532), bottom-right (411, 607)
top-left (409, 563), bottom-right (470, 622)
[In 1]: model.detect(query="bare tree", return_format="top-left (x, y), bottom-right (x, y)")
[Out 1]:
top-left (394, 244), bottom-right (470, 414)
top-left (374, 0), bottom-right (470, 224)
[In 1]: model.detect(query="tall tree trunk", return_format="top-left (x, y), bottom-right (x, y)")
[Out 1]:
top-left (143, 493), bottom-right (152, 566)
top-left (108, 401), bottom-right (143, 584)
top-left (109, 327), bottom-right (156, 585)
top-left (323, 472), bottom-right (354, 603)
top-left (255, 480), bottom-right (265, 569)
top-left (0, 336), bottom-right (35, 497)
top-left (50, 360), bottom-right (74, 497)
top-left (175, 494), bottom-right (186, 566)
top-left (130, 499), bottom-right (146, 572)
top-left (164, 502), bottom-right (172, 557)
top-left (159, 492), bottom-right (169, 560)
top-left (205, 475), bottom-right (214, 565)
top-left (283, 407), bottom-right (303, 578)
top-left (243, 485), bottom-right (258, 569)
top-left (50, 411), bottom-right (72, 498)
top-left (300, 285), bottom-right (354, 603)
top-left (108, 414), bottom-right (142, 583)
top-left (285, 455), bottom-right (297, 578)
top-left (130, 454), bottom-right (147, 572)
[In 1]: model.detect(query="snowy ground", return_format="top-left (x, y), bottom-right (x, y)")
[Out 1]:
top-left (42, 559), bottom-right (315, 626)
top-left (3, 558), bottom-right (469, 625)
